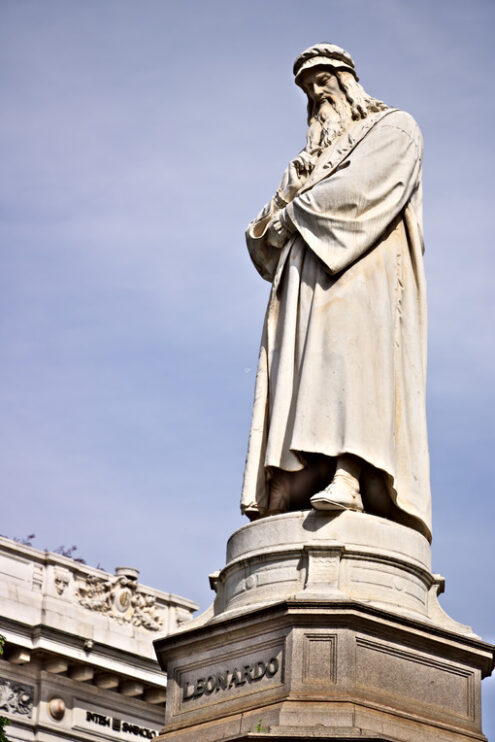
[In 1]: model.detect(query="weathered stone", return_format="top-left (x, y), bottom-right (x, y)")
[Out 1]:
top-left (44, 658), bottom-right (69, 674)
top-left (69, 665), bottom-right (94, 682)
top-left (95, 673), bottom-right (119, 689)
top-left (154, 511), bottom-right (494, 741)
top-left (155, 596), bottom-right (493, 741)
top-left (120, 680), bottom-right (145, 697)
top-left (9, 649), bottom-right (31, 665)
top-left (0, 534), bottom-right (197, 740)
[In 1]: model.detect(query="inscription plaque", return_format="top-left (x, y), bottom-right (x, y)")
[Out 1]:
top-left (182, 656), bottom-right (279, 701)
top-left (175, 643), bottom-right (284, 712)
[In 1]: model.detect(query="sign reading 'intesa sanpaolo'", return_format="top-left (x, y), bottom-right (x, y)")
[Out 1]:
top-left (85, 711), bottom-right (158, 738)
top-left (182, 656), bottom-right (280, 701)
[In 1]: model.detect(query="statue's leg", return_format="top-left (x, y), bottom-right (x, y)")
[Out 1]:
top-left (310, 454), bottom-right (363, 511)
top-left (268, 455), bottom-right (335, 514)
top-left (360, 463), bottom-right (393, 516)
top-left (267, 469), bottom-right (292, 515)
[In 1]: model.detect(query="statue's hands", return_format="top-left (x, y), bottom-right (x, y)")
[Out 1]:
top-left (266, 207), bottom-right (296, 249)
top-left (276, 151), bottom-right (317, 204)
top-left (293, 150), bottom-right (318, 178)
top-left (265, 214), bottom-right (289, 249)
top-left (264, 150), bottom-right (317, 244)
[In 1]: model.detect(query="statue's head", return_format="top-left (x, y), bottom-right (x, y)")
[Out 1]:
top-left (293, 43), bottom-right (358, 87)
top-left (293, 43), bottom-right (387, 150)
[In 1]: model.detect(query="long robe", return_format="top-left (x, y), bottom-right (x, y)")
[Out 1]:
top-left (241, 109), bottom-right (432, 541)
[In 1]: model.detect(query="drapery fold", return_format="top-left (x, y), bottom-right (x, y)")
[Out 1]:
top-left (241, 110), bottom-right (431, 540)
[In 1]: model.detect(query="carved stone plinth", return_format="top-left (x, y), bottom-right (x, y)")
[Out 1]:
top-left (154, 512), bottom-right (494, 741)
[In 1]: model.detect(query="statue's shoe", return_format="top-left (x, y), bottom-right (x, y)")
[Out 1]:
top-left (310, 473), bottom-right (363, 512)
top-left (243, 505), bottom-right (262, 522)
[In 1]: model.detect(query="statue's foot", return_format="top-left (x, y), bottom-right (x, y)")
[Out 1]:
top-left (310, 470), bottom-right (363, 512)
top-left (243, 506), bottom-right (261, 522)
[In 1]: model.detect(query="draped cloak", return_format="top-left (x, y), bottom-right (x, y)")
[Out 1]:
top-left (240, 109), bottom-right (432, 541)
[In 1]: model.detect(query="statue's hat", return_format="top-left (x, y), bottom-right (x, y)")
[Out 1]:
top-left (293, 43), bottom-right (358, 86)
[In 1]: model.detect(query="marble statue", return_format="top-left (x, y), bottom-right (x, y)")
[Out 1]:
top-left (241, 43), bottom-right (431, 541)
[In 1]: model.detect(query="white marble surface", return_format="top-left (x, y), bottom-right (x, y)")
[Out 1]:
top-left (242, 44), bottom-right (431, 541)
top-left (201, 510), bottom-right (474, 638)
top-left (0, 536), bottom-right (198, 742)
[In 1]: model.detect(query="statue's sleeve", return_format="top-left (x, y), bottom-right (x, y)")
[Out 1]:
top-left (285, 114), bottom-right (423, 275)
top-left (245, 199), bottom-right (281, 282)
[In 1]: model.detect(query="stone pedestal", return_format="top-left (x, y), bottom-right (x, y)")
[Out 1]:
top-left (154, 512), bottom-right (494, 741)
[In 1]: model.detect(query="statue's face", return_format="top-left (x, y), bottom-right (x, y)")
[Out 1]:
top-left (300, 66), bottom-right (341, 106)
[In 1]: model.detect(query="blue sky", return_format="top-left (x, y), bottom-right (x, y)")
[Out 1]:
top-left (1, 0), bottom-right (494, 732)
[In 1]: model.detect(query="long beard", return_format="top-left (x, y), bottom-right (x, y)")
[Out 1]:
top-left (306, 97), bottom-right (353, 155)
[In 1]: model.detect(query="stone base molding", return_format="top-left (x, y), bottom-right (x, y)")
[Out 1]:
top-left (154, 512), bottom-right (494, 742)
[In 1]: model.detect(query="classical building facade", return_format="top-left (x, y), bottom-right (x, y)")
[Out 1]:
top-left (0, 536), bottom-right (198, 741)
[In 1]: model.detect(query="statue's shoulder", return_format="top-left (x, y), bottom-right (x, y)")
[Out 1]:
top-left (375, 109), bottom-right (423, 147)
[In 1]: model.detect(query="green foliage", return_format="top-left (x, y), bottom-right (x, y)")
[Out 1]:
top-left (254, 717), bottom-right (269, 733)
top-left (0, 713), bottom-right (7, 741)
top-left (0, 636), bottom-right (9, 741)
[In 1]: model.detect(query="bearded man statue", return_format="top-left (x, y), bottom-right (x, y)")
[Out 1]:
top-left (241, 43), bottom-right (431, 542)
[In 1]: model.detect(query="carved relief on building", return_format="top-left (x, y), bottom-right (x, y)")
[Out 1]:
top-left (176, 607), bottom-right (194, 627)
top-left (54, 567), bottom-right (70, 596)
top-left (0, 678), bottom-right (34, 717)
top-left (75, 572), bottom-right (164, 631)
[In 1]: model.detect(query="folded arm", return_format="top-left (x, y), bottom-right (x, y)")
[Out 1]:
top-left (284, 117), bottom-right (423, 274)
